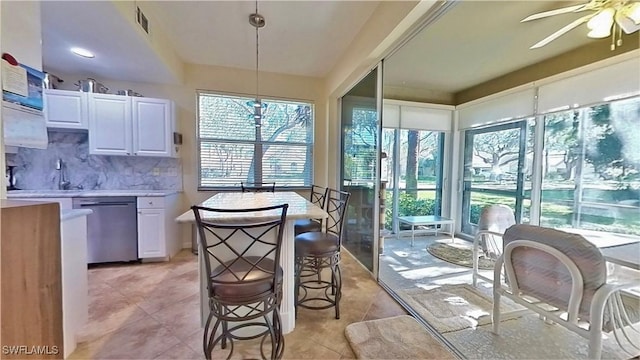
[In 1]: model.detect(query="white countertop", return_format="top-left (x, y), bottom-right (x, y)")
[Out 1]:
top-left (61, 209), bottom-right (93, 221)
top-left (7, 190), bottom-right (181, 198)
top-left (176, 191), bottom-right (327, 223)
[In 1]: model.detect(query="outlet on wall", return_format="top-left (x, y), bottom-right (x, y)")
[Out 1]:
top-left (152, 167), bottom-right (160, 176)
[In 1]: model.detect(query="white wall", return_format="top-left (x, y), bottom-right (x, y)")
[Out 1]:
top-left (1, 1), bottom-right (42, 70)
top-left (1, 1), bottom-right (43, 199)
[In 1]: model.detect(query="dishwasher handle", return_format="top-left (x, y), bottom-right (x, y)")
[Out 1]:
top-left (78, 202), bottom-right (134, 207)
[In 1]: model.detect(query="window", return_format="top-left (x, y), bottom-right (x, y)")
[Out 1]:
top-left (540, 96), bottom-right (640, 236)
top-left (198, 92), bottom-right (314, 189)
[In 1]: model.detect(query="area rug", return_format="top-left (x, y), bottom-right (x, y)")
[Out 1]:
top-left (345, 315), bottom-right (455, 359)
top-left (427, 242), bottom-right (495, 270)
top-left (396, 284), bottom-right (521, 333)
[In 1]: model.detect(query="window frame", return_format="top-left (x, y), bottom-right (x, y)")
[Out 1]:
top-left (196, 90), bottom-right (315, 191)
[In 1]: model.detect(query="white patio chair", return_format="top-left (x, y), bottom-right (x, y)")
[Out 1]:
top-left (472, 205), bottom-right (515, 287)
top-left (492, 225), bottom-right (640, 359)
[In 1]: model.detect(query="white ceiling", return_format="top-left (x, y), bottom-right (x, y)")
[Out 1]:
top-left (41, 0), bottom-right (624, 93)
top-left (384, 1), bottom-right (596, 93)
top-left (143, 1), bottom-right (379, 77)
top-left (41, 1), bottom-right (179, 84)
top-left (41, 1), bottom-right (379, 83)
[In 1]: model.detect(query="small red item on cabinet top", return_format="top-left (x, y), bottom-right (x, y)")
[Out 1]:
top-left (2, 53), bottom-right (18, 66)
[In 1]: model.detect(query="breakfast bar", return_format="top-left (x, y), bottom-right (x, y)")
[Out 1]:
top-left (175, 191), bottom-right (327, 334)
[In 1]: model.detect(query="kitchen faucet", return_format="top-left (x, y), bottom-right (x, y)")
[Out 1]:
top-left (56, 158), bottom-right (71, 190)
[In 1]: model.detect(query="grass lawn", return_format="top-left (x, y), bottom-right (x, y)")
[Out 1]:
top-left (385, 186), bottom-right (640, 236)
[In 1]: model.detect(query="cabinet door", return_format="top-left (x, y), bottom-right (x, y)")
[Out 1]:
top-left (44, 90), bottom-right (88, 129)
top-left (88, 94), bottom-right (132, 156)
top-left (132, 98), bottom-right (174, 157)
top-left (137, 208), bottom-right (166, 258)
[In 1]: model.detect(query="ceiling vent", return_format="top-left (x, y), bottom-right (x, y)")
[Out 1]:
top-left (136, 6), bottom-right (149, 34)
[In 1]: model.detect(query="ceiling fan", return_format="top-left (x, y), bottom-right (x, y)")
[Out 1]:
top-left (522, 0), bottom-right (640, 49)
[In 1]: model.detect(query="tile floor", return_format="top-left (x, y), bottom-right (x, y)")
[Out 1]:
top-left (70, 249), bottom-right (455, 359)
top-left (379, 235), bottom-right (640, 360)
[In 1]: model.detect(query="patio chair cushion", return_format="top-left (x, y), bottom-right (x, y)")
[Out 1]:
top-left (502, 225), bottom-right (607, 318)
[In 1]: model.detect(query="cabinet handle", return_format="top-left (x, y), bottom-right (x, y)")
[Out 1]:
top-left (148, 201), bottom-right (153, 205)
top-left (138, 211), bottom-right (142, 214)
top-left (127, 152), bottom-right (131, 155)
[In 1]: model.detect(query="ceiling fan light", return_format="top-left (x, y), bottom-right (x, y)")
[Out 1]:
top-left (616, 12), bottom-right (640, 34)
top-left (625, 2), bottom-right (640, 23)
top-left (587, 8), bottom-right (615, 30)
top-left (587, 26), bottom-right (612, 38)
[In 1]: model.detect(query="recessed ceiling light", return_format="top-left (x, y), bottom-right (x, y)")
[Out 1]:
top-left (70, 47), bottom-right (94, 58)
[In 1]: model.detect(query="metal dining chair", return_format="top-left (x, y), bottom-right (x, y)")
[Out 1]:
top-left (241, 181), bottom-right (276, 192)
top-left (294, 189), bottom-right (350, 319)
top-left (191, 203), bottom-right (288, 360)
top-left (294, 185), bottom-right (329, 236)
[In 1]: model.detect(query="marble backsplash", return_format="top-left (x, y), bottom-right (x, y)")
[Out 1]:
top-left (6, 131), bottom-right (182, 191)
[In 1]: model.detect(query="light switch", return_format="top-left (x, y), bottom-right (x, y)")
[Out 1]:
top-left (153, 167), bottom-right (160, 176)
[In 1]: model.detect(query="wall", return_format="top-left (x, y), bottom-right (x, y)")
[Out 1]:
top-left (454, 33), bottom-right (640, 104)
top-left (1, 1), bottom-right (42, 70)
top-left (1, 1), bottom-right (43, 199)
top-left (6, 130), bottom-right (181, 191)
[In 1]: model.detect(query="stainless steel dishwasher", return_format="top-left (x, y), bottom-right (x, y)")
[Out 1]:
top-left (72, 197), bottom-right (138, 264)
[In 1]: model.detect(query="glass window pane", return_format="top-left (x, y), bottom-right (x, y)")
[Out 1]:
top-left (540, 97), bottom-right (640, 236)
top-left (197, 92), bottom-right (314, 188)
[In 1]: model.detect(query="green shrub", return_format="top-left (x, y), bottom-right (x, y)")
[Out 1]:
top-left (384, 193), bottom-right (435, 229)
top-left (469, 204), bottom-right (482, 224)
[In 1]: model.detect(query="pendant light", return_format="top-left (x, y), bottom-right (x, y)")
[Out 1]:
top-left (249, 1), bottom-right (265, 127)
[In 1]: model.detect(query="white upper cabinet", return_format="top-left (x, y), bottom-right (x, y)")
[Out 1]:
top-left (44, 90), bottom-right (88, 130)
top-left (132, 98), bottom-right (175, 157)
top-left (87, 94), bottom-right (177, 157)
top-left (88, 94), bottom-right (133, 156)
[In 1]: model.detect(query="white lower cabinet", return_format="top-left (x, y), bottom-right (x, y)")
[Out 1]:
top-left (137, 208), bottom-right (166, 258)
top-left (137, 194), bottom-right (180, 260)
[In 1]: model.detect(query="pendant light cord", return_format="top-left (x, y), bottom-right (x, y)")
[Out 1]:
top-left (249, 0), bottom-right (265, 120)
top-left (255, 0), bottom-right (260, 106)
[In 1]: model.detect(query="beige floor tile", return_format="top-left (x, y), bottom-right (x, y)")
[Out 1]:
top-left (361, 289), bottom-right (408, 321)
top-left (149, 293), bottom-right (202, 342)
top-left (71, 315), bottom-right (181, 359)
top-left (135, 269), bottom-right (199, 315)
top-left (105, 264), bottom-right (174, 299)
top-left (282, 338), bottom-right (342, 359)
top-left (78, 283), bottom-right (151, 343)
top-left (153, 343), bottom-right (203, 360)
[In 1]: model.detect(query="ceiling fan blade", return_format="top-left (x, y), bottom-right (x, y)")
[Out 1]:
top-left (530, 14), bottom-right (594, 49)
top-left (521, 4), bottom-right (587, 22)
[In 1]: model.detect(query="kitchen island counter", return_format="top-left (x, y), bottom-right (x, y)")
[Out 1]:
top-left (61, 208), bottom-right (92, 221)
top-left (177, 191), bottom-right (327, 335)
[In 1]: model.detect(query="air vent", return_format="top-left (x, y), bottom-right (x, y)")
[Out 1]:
top-left (136, 6), bottom-right (149, 34)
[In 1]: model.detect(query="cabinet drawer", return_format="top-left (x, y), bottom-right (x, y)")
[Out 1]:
top-left (137, 196), bottom-right (165, 209)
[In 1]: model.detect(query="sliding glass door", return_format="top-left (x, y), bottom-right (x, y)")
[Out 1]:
top-left (381, 128), bottom-right (445, 233)
top-left (461, 120), bottom-right (533, 236)
top-left (340, 67), bottom-right (382, 273)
